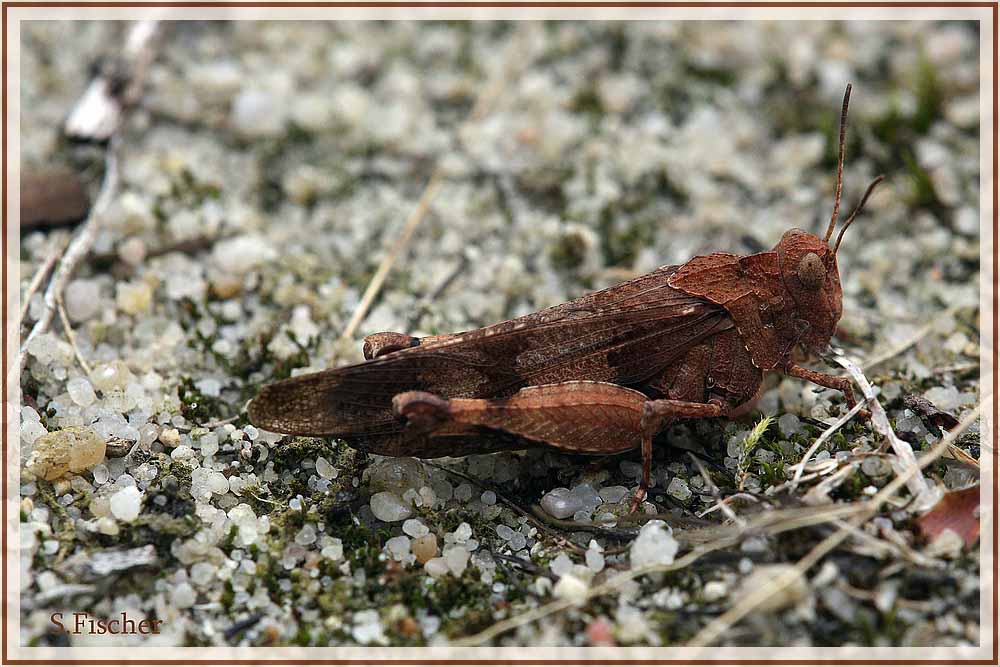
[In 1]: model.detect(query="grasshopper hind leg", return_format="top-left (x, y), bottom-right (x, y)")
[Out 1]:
top-left (392, 382), bottom-right (726, 513)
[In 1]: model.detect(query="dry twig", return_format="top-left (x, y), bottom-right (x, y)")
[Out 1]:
top-left (20, 20), bottom-right (162, 377)
top-left (18, 142), bottom-right (121, 375)
top-left (56, 294), bottom-right (92, 375)
top-left (64, 21), bottom-right (160, 140)
top-left (18, 231), bottom-right (69, 328)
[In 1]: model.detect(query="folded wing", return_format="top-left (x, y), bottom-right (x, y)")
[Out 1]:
top-left (248, 265), bottom-right (733, 437)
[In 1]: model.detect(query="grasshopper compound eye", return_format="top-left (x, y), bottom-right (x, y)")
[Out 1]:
top-left (797, 252), bottom-right (826, 290)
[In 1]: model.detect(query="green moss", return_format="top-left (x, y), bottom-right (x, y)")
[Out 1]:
top-left (548, 230), bottom-right (590, 272)
top-left (220, 580), bottom-right (236, 611)
top-left (597, 208), bottom-right (658, 267)
top-left (220, 524), bottom-right (239, 552)
top-left (177, 376), bottom-right (225, 426)
top-left (571, 85), bottom-right (604, 118)
top-left (292, 623), bottom-right (313, 646)
top-left (114, 512), bottom-right (199, 559)
top-left (171, 167), bottom-right (222, 204)
top-left (270, 437), bottom-right (339, 471)
top-left (758, 459), bottom-right (786, 487)
top-left (901, 150), bottom-right (941, 211)
top-left (913, 56), bottom-right (944, 134)
top-left (683, 61), bottom-right (737, 87)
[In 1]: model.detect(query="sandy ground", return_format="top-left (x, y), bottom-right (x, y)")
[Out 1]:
top-left (18, 20), bottom-right (982, 648)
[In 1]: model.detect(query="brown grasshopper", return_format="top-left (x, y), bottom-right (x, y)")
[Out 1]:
top-left (249, 84), bottom-right (884, 510)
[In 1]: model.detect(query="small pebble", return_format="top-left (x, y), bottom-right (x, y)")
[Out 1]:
top-left (171, 582), bottom-right (197, 609)
top-left (89, 361), bottom-right (133, 392)
top-left (92, 464), bottom-right (110, 486)
top-left (540, 487), bottom-right (580, 519)
top-left (778, 413), bottom-right (802, 437)
top-left (386, 535), bottom-right (411, 560)
top-left (64, 279), bottom-right (101, 322)
top-left (666, 477), bottom-right (692, 501)
top-left (412, 534), bottom-right (438, 563)
top-left (315, 456), bottom-right (337, 480)
top-left (370, 491), bottom-right (412, 522)
top-left (598, 485), bottom-right (629, 503)
top-left (550, 553), bottom-right (574, 577)
top-left (703, 581), bottom-right (728, 601)
top-left (553, 572), bottom-right (589, 602)
top-left (66, 377), bottom-right (97, 407)
top-left (109, 486), bottom-right (143, 522)
top-left (116, 281), bottom-right (152, 316)
top-left (25, 427), bottom-right (106, 480)
top-left (585, 540), bottom-right (605, 573)
top-left (159, 428), bottom-right (181, 448)
top-left (424, 557), bottom-right (450, 578)
top-left (403, 519), bottom-right (429, 538)
top-left (630, 520), bottom-right (678, 568)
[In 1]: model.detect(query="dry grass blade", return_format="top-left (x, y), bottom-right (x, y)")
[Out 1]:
top-left (861, 305), bottom-right (958, 371)
top-left (340, 173), bottom-right (444, 342)
top-left (689, 452), bottom-right (743, 526)
top-left (789, 400), bottom-right (864, 492)
top-left (834, 354), bottom-right (933, 506)
top-left (18, 231), bottom-right (69, 327)
top-left (337, 28), bottom-right (529, 346)
top-left (56, 293), bottom-right (91, 375)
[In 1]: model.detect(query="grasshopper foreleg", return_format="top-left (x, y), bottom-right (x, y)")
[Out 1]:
top-left (784, 362), bottom-right (870, 419)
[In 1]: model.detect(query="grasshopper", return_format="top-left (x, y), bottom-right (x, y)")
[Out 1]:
top-left (249, 84), bottom-right (883, 510)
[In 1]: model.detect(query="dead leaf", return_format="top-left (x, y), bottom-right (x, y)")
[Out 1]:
top-left (917, 485), bottom-right (980, 548)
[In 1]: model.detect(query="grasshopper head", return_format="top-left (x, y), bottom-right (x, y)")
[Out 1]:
top-left (774, 228), bottom-right (843, 353)
top-left (774, 84), bottom-right (885, 355)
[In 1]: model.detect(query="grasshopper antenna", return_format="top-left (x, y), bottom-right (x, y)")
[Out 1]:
top-left (833, 174), bottom-right (886, 254)
top-left (823, 84), bottom-right (852, 245)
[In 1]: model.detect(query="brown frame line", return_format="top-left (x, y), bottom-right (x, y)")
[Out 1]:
top-left (2, 3), bottom-right (997, 665)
